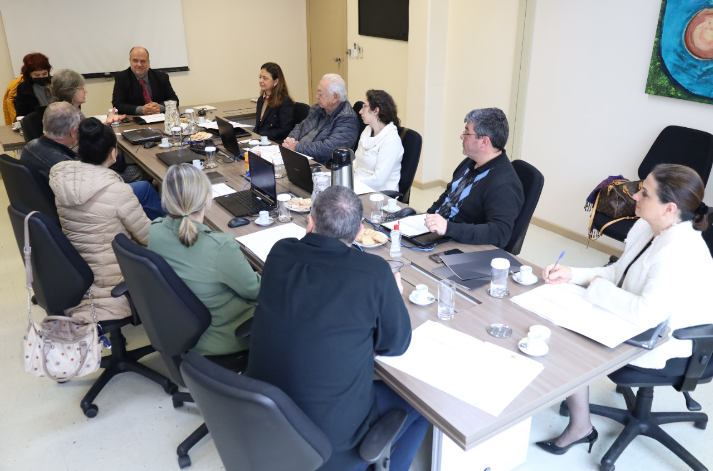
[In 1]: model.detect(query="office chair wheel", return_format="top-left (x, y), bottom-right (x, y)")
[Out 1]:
top-left (177, 455), bottom-right (191, 469)
top-left (694, 420), bottom-right (707, 430)
top-left (173, 396), bottom-right (185, 408)
top-left (615, 386), bottom-right (626, 394)
top-left (82, 403), bottom-right (99, 418)
top-left (165, 383), bottom-right (179, 395)
top-left (559, 401), bottom-right (570, 417)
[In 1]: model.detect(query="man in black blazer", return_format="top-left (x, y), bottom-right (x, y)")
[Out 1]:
top-left (111, 46), bottom-right (179, 116)
top-left (247, 185), bottom-right (428, 471)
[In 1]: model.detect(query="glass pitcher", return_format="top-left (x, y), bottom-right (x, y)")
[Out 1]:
top-left (311, 172), bottom-right (331, 201)
top-left (164, 100), bottom-right (180, 134)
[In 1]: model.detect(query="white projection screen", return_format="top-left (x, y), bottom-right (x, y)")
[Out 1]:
top-left (1, 0), bottom-right (189, 78)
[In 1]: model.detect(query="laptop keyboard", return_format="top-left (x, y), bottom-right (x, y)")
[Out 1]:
top-left (227, 191), bottom-right (273, 213)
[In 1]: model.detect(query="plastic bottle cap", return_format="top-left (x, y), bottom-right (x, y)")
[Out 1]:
top-left (370, 194), bottom-right (385, 201)
top-left (204, 146), bottom-right (216, 153)
top-left (185, 109), bottom-right (194, 113)
top-left (394, 222), bottom-right (400, 230)
top-left (277, 194), bottom-right (291, 202)
top-left (491, 258), bottom-right (510, 269)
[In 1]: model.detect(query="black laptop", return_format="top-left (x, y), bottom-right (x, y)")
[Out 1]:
top-left (216, 116), bottom-right (251, 157)
top-left (156, 148), bottom-right (203, 166)
top-left (280, 146), bottom-right (321, 193)
top-left (214, 151), bottom-right (276, 217)
top-left (122, 128), bottom-right (163, 144)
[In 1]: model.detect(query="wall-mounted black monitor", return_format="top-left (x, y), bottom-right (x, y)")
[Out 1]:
top-left (358, 0), bottom-right (409, 42)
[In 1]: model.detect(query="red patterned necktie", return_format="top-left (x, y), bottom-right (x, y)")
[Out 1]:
top-left (139, 78), bottom-right (151, 104)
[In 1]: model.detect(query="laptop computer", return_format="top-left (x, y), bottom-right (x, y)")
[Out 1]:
top-left (280, 146), bottom-right (322, 193)
top-left (156, 148), bottom-right (203, 167)
top-left (214, 151), bottom-right (277, 217)
top-left (122, 129), bottom-right (163, 144)
top-left (216, 116), bottom-right (251, 157)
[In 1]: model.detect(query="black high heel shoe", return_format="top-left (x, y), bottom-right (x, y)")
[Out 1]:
top-left (536, 427), bottom-right (598, 455)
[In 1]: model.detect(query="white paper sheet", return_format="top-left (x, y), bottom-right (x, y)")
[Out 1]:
top-left (249, 145), bottom-right (283, 164)
top-left (137, 113), bottom-right (165, 124)
top-left (236, 223), bottom-right (306, 263)
top-left (353, 179), bottom-right (376, 196)
top-left (511, 283), bottom-right (648, 348)
top-left (376, 321), bottom-right (545, 416)
top-left (381, 214), bottom-right (429, 237)
top-left (211, 183), bottom-right (236, 198)
top-left (194, 105), bottom-right (217, 111)
top-left (198, 120), bottom-right (253, 130)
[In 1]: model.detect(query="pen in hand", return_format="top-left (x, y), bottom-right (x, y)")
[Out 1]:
top-left (549, 251), bottom-right (565, 281)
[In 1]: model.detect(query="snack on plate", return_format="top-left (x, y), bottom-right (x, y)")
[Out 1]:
top-left (354, 228), bottom-right (388, 246)
top-left (190, 131), bottom-right (212, 141)
top-left (287, 197), bottom-right (311, 210)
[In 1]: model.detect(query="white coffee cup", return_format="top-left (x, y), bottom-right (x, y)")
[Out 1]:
top-left (160, 137), bottom-right (170, 147)
top-left (261, 135), bottom-right (269, 145)
top-left (198, 116), bottom-right (206, 125)
top-left (519, 265), bottom-right (535, 282)
top-left (257, 210), bottom-right (270, 224)
top-left (413, 284), bottom-right (429, 303)
top-left (387, 198), bottom-right (398, 211)
top-left (526, 330), bottom-right (548, 350)
top-left (529, 325), bottom-right (551, 343)
top-left (192, 159), bottom-right (204, 169)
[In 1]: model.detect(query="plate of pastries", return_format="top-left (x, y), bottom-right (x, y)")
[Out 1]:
top-left (354, 228), bottom-right (389, 248)
top-left (286, 197), bottom-right (312, 213)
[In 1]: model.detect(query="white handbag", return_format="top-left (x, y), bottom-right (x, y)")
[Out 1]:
top-left (20, 211), bottom-right (103, 382)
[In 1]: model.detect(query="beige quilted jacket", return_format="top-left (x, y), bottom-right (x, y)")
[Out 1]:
top-left (49, 161), bottom-right (150, 322)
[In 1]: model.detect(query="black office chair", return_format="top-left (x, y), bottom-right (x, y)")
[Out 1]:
top-left (20, 105), bottom-right (46, 143)
top-left (504, 160), bottom-right (545, 255)
top-left (352, 101), bottom-right (367, 150)
top-left (181, 352), bottom-right (407, 471)
top-left (703, 209), bottom-right (713, 257)
top-left (7, 204), bottom-right (175, 418)
top-left (591, 125), bottom-right (713, 243)
top-left (0, 154), bottom-right (58, 226)
top-left (113, 233), bottom-right (250, 469)
top-left (382, 127), bottom-right (423, 205)
top-left (293, 102), bottom-right (311, 127)
top-left (560, 325), bottom-right (713, 471)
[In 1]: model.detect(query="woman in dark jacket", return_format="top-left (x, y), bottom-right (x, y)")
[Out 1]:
top-left (14, 52), bottom-right (53, 117)
top-left (254, 62), bottom-right (294, 144)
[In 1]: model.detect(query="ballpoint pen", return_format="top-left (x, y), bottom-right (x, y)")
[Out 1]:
top-left (549, 251), bottom-right (565, 281)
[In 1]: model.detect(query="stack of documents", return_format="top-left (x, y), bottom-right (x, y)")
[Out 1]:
top-left (381, 215), bottom-right (428, 237)
top-left (236, 223), bottom-right (306, 263)
top-left (211, 183), bottom-right (236, 198)
top-left (135, 113), bottom-right (165, 124)
top-left (248, 145), bottom-right (282, 164)
top-left (377, 321), bottom-right (544, 416)
top-left (511, 284), bottom-right (648, 348)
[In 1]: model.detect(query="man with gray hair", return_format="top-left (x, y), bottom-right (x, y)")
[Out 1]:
top-left (248, 185), bottom-right (428, 471)
top-left (283, 73), bottom-right (359, 163)
top-left (21, 101), bottom-right (80, 183)
top-left (425, 107), bottom-right (524, 247)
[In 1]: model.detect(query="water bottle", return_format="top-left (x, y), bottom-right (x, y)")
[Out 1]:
top-left (389, 222), bottom-right (402, 258)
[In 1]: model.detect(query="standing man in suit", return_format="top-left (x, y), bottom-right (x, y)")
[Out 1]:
top-left (111, 47), bottom-right (179, 116)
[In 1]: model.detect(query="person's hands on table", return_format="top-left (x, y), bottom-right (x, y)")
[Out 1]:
top-left (282, 138), bottom-right (298, 151)
top-left (424, 214), bottom-right (447, 236)
top-left (142, 102), bottom-right (161, 115)
top-left (543, 264), bottom-right (572, 284)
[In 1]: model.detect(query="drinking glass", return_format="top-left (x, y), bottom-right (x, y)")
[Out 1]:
top-left (438, 279), bottom-right (456, 320)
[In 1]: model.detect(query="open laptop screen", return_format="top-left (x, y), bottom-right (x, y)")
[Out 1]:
top-left (249, 152), bottom-right (277, 201)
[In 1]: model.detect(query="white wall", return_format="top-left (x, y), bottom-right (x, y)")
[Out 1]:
top-left (0, 1), bottom-right (309, 118)
top-left (521, 0), bottom-right (713, 246)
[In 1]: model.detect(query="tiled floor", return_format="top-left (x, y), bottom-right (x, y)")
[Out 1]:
top-left (0, 181), bottom-right (710, 471)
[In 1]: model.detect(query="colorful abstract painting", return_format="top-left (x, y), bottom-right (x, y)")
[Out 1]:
top-left (646, 0), bottom-right (713, 105)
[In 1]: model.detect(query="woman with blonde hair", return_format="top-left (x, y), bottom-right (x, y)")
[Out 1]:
top-left (148, 163), bottom-right (260, 360)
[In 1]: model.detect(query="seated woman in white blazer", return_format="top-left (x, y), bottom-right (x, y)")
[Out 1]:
top-left (353, 90), bottom-right (404, 192)
top-left (535, 164), bottom-right (713, 457)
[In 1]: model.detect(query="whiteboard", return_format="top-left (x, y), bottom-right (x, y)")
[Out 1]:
top-left (1, 0), bottom-right (189, 77)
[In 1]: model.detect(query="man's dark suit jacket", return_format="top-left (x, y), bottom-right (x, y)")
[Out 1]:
top-left (111, 67), bottom-right (179, 115)
top-left (254, 95), bottom-right (294, 144)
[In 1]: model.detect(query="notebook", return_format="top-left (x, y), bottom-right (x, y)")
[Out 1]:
top-left (381, 214), bottom-right (450, 247)
top-left (280, 146), bottom-right (321, 193)
top-left (216, 116), bottom-right (251, 157)
top-left (213, 151), bottom-right (276, 217)
top-left (122, 128), bottom-right (163, 144)
top-left (156, 148), bottom-right (202, 166)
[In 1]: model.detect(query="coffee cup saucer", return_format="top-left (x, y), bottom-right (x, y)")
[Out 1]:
top-left (384, 206), bottom-right (401, 214)
top-left (409, 291), bottom-right (435, 306)
top-left (254, 217), bottom-right (275, 227)
top-left (518, 338), bottom-right (549, 357)
top-left (158, 144), bottom-right (171, 149)
top-left (513, 273), bottom-right (538, 286)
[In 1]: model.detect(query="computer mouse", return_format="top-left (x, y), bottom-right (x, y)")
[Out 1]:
top-left (395, 207), bottom-right (417, 219)
top-left (121, 117), bottom-right (131, 123)
top-left (228, 217), bottom-right (250, 228)
top-left (143, 142), bottom-right (157, 149)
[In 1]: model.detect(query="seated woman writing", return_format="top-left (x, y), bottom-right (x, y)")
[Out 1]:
top-left (354, 89), bottom-right (404, 192)
top-left (536, 164), bottom-right (713, 455)
top-left (49, 118), bottom-right (152, 322)
top-left (148, 164), bottom-right (260, 365)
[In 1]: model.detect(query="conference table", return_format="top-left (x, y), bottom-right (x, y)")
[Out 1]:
top-left (0, 122), bottom-right (25, 152)
top-left (118, 99), bottom-right (648, 471)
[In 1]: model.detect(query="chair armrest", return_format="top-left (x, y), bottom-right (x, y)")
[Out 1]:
top-left (359, 409), bottom-right (407, 465)
top-left (381, 190), bottom-right (403, 200)
top-left (235, 317), bottom-right (253, 339)
top-left (111, 282), bottom-right (128, 298)
top-left (673, 324), bottom-right (713, 392)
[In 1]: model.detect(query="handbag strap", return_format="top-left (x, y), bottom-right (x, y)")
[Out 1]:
top-left (23, 211), bottom-right (39, 325)
top-left (616, 238), bottom-right (653, 288)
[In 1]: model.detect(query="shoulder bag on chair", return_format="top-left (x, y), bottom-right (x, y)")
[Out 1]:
top-left (587, 179), bottom-right (642, 240)
top-left (20, 211), bottom-right (103, 382)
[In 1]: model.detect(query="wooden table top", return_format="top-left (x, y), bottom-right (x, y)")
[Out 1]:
top-left (0, 123), bottom-right (25, 152)
top-left (121, 99), bottom-right (647, 452)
